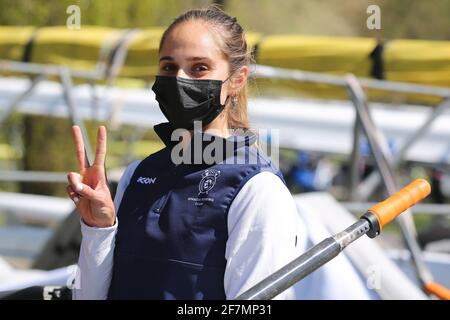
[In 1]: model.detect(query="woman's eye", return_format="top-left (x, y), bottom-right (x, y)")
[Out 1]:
top-left (193, 64), bottom-right (209, 73)
top-left (160, 64), bottom-right (176, 73)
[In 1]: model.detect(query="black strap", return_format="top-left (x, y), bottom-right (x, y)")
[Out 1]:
top-left (369, 41), bottom-right (385, 80)
top-left (22, 28), bottom-right (39, 63)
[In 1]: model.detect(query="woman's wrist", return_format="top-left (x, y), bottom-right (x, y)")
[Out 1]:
top-left (82, 217), bottom-right (116, 229)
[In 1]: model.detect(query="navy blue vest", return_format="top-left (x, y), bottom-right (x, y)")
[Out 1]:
top-left (107, 123), bottom-right (284, 299)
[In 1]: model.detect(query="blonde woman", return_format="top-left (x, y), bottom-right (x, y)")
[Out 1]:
top-left (67, 7), bottom-right (304, 300)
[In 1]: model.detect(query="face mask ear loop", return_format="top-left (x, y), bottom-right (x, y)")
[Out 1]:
top-left (222, 70), bottom-right (237, 108)
top-left (223, 95), bottom-right (231, 107)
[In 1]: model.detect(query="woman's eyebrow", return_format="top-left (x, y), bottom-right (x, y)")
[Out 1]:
top-left (187, 56), bottom-right (211, 61)
top-left (159, 56), bottom-right (174, 62)
top-left (159, 56), bottom-right (211, 62)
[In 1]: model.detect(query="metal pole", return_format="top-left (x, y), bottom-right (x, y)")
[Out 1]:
top-left (59, 67), bottom-right (94, 162)
top-left (89, 81), bottom-right (100, 121)
top-left (345, 74), bottom-right (433, 287)
top-left (105, 29), bottom-right (140, 87)
top-left (395, 98), bottom-right (450, 162)
top-left (2, 61), bottom-right (450, 98)
top-left (357, 98), bottom-right (450, 200)
top-left (253, 64), bottom-right (450, 98)
top-left (345, 75), bottom-right (396, 192)
top-left (349, 115), bottom-right (361, 200)
top-left (0, 170), bottom-right (68, 183)
top-left (0, 59), bottom-right (102, 81)
top-left (0, 74), bottom-right (47, 125)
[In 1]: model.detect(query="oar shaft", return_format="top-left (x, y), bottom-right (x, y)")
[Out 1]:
top-left (235, 179), bottom-right (431, 300)
top-left (236, 219), bottom-right (370, 300)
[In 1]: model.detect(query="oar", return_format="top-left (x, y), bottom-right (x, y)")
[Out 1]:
top-left (236, 179), bottom-right (449, 300)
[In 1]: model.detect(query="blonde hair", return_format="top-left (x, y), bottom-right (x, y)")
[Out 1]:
top-left (159, 6), bottom-right (251, 130)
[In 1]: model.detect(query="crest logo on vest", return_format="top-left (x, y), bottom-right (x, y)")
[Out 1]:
top-left (137, 176), bottom-right (157, 185)
top-left (198, 169), bottom-right (221, 195)
top-left (187, 169), bottom-right (221, 206)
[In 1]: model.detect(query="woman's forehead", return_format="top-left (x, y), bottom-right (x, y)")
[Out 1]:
top-left (159, 21), bottom-right (223, 60)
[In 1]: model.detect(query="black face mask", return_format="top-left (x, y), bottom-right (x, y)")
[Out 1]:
top-left (151, 75), bottom-right (231, 130)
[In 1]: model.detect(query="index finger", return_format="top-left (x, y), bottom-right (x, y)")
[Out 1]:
top-left (93, 126), bottom-right (107, 166)
top-left (71, 125), bottom-right (87, 170)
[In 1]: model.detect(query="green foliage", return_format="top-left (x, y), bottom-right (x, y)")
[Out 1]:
top-left (226, 0), bottom-right (450, 40)
top-left (0, 0), bottom-right (448, 39)
top-left (21, 116), bottom-right (78, 196)
top-left (0, 0), bottom-right (211, 27)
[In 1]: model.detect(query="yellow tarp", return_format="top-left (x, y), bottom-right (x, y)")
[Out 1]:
top-left (0, 26), bottom-right (36, 61)
top-left (256, 35), bottom-right (377, 77)
top-left (0, 26), bottom-right (262, 82)
top-left (0, 26), bottom-right (449, 104)
top-left (31, 26), bottom-right (123, 71)
top-left (385, 39), bottom-right (450, 87)
top-left (254, 35), bottom-right (376, 101)
top-left (119, 28), bottom-right (164, 80)
top-left (253, 35), bottom-right (449, 104)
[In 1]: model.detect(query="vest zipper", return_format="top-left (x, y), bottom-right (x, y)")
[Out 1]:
top-left (153, 189), bottom-right (172, 214)
top-left (154, 166), bottom-right (178, 213)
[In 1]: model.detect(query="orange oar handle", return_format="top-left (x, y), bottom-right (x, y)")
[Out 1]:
top-left (425, 281), bottom-right (450, 300)
top-left (368, 179), bottom-right (431, 230)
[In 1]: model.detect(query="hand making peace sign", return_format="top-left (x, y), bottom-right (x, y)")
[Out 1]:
top-left (66, 126), bottom-right (116, 228)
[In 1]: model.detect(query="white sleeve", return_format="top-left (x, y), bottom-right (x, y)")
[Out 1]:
top-left (72, 160), bottom-right (140, 300)
top-left (224, 171), bottom-right (307, 300)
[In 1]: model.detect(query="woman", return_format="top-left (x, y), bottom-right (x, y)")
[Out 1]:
top-left (67, 7), bottom-right (305, 300)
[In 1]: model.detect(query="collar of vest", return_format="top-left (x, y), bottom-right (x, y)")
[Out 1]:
top-left (154, 122), bottom-right (178, 147)
top-left (153, 122), bottom-right (258, 164)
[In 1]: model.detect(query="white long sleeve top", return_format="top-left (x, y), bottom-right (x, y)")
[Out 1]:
top-left (73, 160), bottom-right (306, 300)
